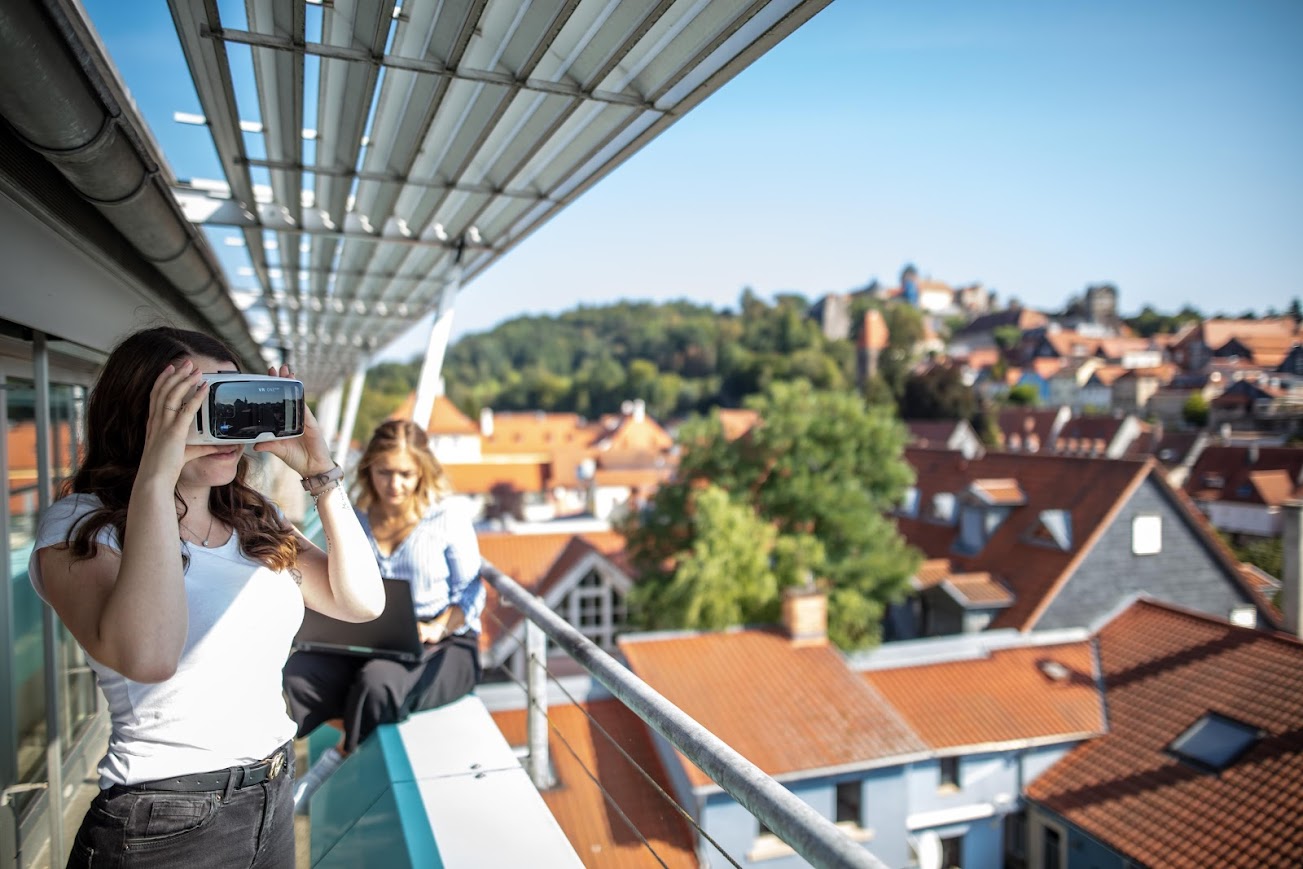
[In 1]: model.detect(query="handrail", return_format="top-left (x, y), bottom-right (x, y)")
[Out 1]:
top-left (482, 567), bottom-right (889, 869)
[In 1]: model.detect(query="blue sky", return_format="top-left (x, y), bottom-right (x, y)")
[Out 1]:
top-left (84, 0), bottom-right (1303, 361)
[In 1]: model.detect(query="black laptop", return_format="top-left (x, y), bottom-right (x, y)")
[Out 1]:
top-left (294, 578), bottom-right (426, 662)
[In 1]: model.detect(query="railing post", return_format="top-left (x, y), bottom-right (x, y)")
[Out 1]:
top-left (524, 620), bottom-right (552, 789)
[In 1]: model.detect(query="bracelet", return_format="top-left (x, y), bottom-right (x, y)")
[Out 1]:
top-left (310, 480), bottom-right (343, 506)
top-left (301, 464), bottom-right (343, 494)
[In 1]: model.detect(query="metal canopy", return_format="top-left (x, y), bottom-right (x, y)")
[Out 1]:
top-left (165, 0), bottom-right (833, 395)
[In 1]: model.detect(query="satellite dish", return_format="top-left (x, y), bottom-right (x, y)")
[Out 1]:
top-left (915, 831), bottom-right (942, 869)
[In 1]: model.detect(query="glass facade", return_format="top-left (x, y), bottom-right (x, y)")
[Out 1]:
top-left (1, 329), bottom-right (103, 846)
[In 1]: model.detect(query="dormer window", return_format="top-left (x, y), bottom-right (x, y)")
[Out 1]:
top-left (899, 487), bottom-right (920, 518)
top-left (954, 505), bottom-right (1010, 555)
top-left (1028, 510), bottom-right (1073, 550)
top-left (930, 493), bottom-right (957, 524)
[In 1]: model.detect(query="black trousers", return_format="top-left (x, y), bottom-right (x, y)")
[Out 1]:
top-left (282, 633), bottom-right (481, 753)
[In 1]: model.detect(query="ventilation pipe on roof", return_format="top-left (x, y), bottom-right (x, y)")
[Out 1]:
top-left (0, 0), bottom-right (263, 369)
top-left (1283, 501), bottom-right (1303, 639)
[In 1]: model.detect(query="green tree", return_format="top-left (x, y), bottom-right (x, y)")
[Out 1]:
top-left (1183, 393), bottom-right (1210, 428)
top-left (623, 380), bottom-right (921, 649)
top-left (1006, 384), bottom-right (1040, 406)
top-left (629, 484), bottom-right (780, 631)
top-left (992, 324), bottom-right (1022, 352)
top-left (900, 366), bottom-right (976, 420)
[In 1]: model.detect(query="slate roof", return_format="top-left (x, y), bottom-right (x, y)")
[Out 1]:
top-left (619, 628), bottom-right (927, 788)
top-left (901, 448), bottom-right (1274, 631)
top-left (900, 449), bottom-right (1151, 629)
top-left (1027, 600), bottom-right (1303, 868)
top-left (863, 640), bottom-right (1104, 750)
top-left (491, 700), bottom-right (697, 869)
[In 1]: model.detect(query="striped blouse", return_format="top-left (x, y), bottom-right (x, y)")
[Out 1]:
top-left (356, 496), bottom-right (485, 635)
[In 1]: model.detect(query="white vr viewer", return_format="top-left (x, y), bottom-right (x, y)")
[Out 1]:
top-left (186, 373), bottom-right (305, 445)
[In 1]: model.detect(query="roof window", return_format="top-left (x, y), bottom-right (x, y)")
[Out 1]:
top-left (1168, 712), bottom-right (1260, 772)
top-left (1029, 509), bottom-right (1073, 550)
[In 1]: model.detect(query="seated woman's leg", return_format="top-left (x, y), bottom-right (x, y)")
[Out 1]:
top-left (406, 634), bottom-right (481, 715)
top-left (342, 656), bottom-right (428, 753)
top-left (283, 650), bottom-right (364, 739)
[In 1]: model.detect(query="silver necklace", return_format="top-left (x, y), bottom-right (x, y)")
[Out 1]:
top-left (181, 513), bottom-right (216, 547)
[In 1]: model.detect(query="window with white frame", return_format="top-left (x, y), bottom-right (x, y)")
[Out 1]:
top-left (1131, 514), bottom-right (1162, 555)
top-left (561, 569), bottom-right (627, 649)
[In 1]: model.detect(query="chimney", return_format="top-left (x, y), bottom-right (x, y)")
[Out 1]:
top-left (479, 407), bottom-right (494, 438)
top-left (1283, 501), bottom-right (1303, 638)
top-left (781, 582), bottom-right (827, 647)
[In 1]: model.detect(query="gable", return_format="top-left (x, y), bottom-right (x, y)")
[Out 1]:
top-left (1033, 478), bottom-right (1260, 631)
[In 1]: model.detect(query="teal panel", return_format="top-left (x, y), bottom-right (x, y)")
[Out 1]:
top-left (312, 782), bottom-right (442, 869)
top-left (309, 724), bottom-right (418, 864)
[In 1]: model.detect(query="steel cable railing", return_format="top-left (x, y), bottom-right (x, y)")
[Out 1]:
top-left (482, 604), bottom-right (736, 868)
top-left (482, 566), bottom-right (889, 869)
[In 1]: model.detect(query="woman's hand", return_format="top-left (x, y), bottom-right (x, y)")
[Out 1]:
top-left (418, 621), bottom-right (448, 645)
top-left (137, 360), bottom-right (223, 486)
top-left (253, 364), bottom-right (336, 477)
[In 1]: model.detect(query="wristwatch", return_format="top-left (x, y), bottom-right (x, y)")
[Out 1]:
top-left (301, 464), bottom-right (343, 493)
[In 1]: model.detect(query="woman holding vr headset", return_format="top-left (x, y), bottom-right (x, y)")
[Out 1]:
top-left (283, 418), bottom-right (485, 812)
top-left (29, 326), bottom-right (384, 869)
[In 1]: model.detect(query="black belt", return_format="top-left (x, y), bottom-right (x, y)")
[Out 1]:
top-left (129, 746), bottom-right (289, 794)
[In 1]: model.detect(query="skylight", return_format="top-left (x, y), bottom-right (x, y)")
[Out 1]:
top-left (1168, 712), bottom-right (1260, 772)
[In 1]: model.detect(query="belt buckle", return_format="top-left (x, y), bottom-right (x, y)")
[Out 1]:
top-left (268, 751), bottom-right (285, 780)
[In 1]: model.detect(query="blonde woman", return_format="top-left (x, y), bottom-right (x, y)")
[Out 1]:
top-left (284, 419), bottom-right (484, 809)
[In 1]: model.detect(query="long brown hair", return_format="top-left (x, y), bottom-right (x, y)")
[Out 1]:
top-left (352, 419), bottom-right (451, 520)
top-left (64, 326), bottom-right (301, 571)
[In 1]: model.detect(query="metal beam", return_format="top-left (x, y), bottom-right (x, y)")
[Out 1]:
top-left (241, 158), bottom-right (552, 202)
top-left (201, 26), bottom-right (665, 112)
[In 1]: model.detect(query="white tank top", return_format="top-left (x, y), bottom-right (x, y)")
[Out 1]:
top-left (30, 494), bottom-right (303, 788)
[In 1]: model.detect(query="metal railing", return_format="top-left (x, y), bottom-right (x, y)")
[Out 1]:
top-left (483, 566), bottom-right (889, 869)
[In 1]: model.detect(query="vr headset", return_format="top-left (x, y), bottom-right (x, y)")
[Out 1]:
top-left (187, 373), bottom-right (305, 445)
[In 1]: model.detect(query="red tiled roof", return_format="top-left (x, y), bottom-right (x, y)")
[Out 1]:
top-left (1191, 318), bottom-right (1301, 354)
top-left (444, 461), bottom-right (548, 495)
top-left (1216, 333), bottom-right (1299, 368)
top-left (482, 412), bottom-right (596, 455)
top-left (594, 415), bottom-right (674, 454)
top-left (945, 572), bottom-right (1014, 606)
top-left (716, 408), bottom-right (760, 441)
top-left (619, 629), bottom-right (927, 787)
top-left (1027, 600), bottom-right (1303, 868)
top-left (491, 700), bottom-right (697, 869)
top-left (914, 558), bottom-right (952, 589)
top-left (1055, 415), bottom-right (1126, 448)
top-left (996, 409), bottom-right (1061, 450)
top-left (864, 641), bottom-right (1104, 749)
top-left (1184, 446), bottom-right (1303, 506)
top-left (905, 420), bottom-right (960, 447)
top-left (477, 531), bottom-right (627, 653)
top-left (970, 478), bottom-right (1025, 506)
top-left (900, 450), bottom-right (1150, 629)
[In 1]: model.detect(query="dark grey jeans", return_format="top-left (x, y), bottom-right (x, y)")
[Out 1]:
top-left (65, 745), bottom-right (295, 869)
